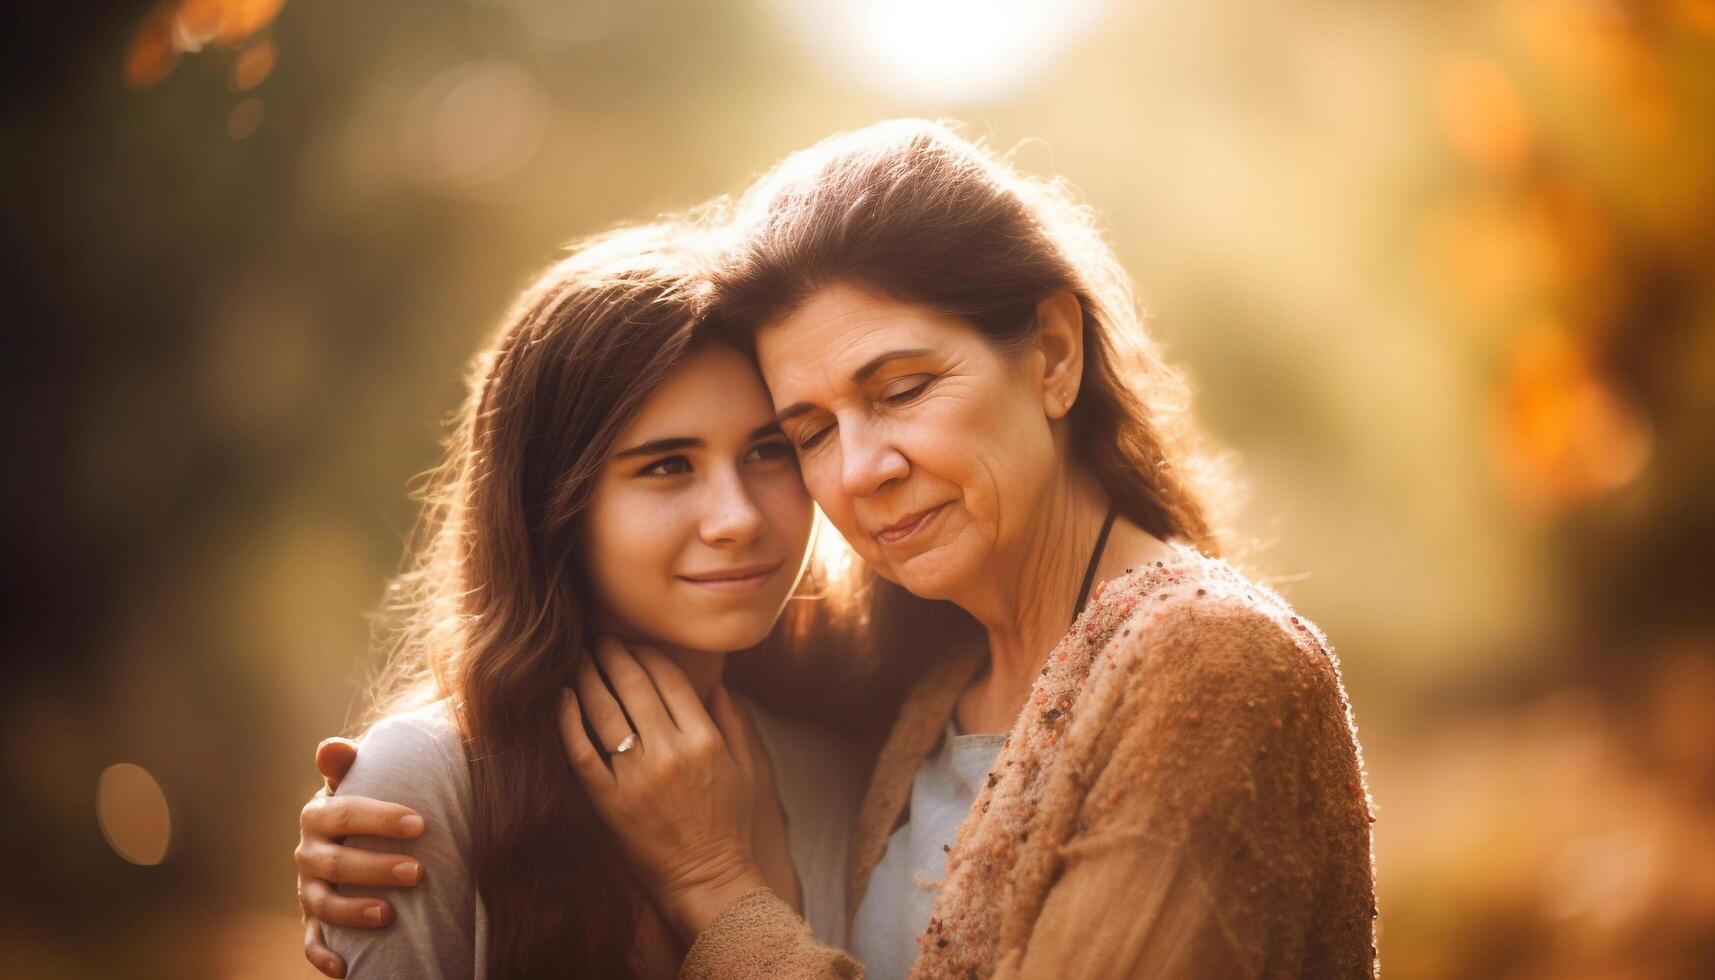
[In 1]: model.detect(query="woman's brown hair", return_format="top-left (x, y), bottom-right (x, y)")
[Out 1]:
top-left (710, 118), bottom-right (1228, 553)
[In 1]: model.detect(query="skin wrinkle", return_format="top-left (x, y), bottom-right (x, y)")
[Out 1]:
top-left (757, 285), bottom-right (1166, 734)
top-left (963, 470), bottom-right (1104, 726)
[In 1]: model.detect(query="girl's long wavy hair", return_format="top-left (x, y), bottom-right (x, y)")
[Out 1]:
top-left (709, 119), bottom-right (1231, 555)
top-left (361, 224), bottom-right (710, 978)
top-left (356, 222), bottom-right (950, 977)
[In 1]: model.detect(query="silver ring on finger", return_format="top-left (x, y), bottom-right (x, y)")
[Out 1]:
top-left (614, 732), bottom-right (641, 755)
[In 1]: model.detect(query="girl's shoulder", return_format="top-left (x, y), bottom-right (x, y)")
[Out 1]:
top-left (340, 701), bottom-right (474, 820)
top-left (357, 700), bottom-right (467, 761)
top-left (325, 704), bottom-right (484, 975)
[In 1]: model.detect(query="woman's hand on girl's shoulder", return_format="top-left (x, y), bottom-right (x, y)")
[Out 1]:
top-left (296, 736), bottom-right (427, 978)
top-left (557, 637), bottom-right (771, 946)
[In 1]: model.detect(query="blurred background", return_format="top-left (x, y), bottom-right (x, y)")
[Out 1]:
top-left (4, 0), bottom-right (1713, 976)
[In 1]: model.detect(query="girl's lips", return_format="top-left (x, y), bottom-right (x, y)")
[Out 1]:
top-left (677, 563), bottom-right (782, 593)
top-left (876, 503), bottom-right (947, 546)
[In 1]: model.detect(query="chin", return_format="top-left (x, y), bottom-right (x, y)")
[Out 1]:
top-left (892, 547), bottom-right (980, 601)
top-left (675, 610), bottom-right (779, 653)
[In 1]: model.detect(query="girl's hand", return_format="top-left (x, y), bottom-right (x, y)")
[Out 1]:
top-left (296, 737), bottom-right (427, 978)
top-left (558, 636), bottom-right (770, 946)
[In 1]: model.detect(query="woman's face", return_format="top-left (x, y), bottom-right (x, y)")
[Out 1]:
top-left (582, 342), bottom-right (814, 654)
top-left (755, 284), bottom-right (1064, 601)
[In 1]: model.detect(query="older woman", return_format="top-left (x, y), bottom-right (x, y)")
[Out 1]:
top-left (300, 120), bottom-right (1377, 979)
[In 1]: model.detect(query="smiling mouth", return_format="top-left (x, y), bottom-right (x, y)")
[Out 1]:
top-left (876, 504), bottom-right (948, 546)
top-left (677, 563), bottom-right (782, 592)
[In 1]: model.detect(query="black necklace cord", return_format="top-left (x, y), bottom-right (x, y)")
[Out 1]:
top-left (1071, 505), bottom-right (1119, 627)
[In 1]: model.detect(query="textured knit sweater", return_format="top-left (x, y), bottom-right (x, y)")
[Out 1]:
top-left (682, 545), bottom-right (1378, 979)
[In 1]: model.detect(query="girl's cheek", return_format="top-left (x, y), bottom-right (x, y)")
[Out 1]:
top-left (756, 474), bottom-right (814, 539)
top-left (614, 490), bottom-right (679, 567)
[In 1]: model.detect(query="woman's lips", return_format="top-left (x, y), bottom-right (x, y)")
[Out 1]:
top-left (876, 503), bottom-right (948, 546)
top-left (677, 562), bottom-right (782, 593)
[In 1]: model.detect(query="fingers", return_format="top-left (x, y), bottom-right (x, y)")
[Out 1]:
top-left (576, 654), bottom-right (635, 753)
top-left (296, 838), bottom-right (423, 887)
top-left (316, 737), bottom-right (359, 793)
top-left (299, 876), bottom-right (394, 929)
top-left (558, 689), bottom-right (615, 796)
top-left (303, 917), bottom-right (347, 978)
top-left (708, 685), bottom-right (756, 783)
top-left (301, 794), bottom-right (426, 840)
top-left (633, 645), bottom-right (716, 739)
top-left (593, 635), bottom-right (676, 738)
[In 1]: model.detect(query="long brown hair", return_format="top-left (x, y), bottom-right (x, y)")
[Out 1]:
top-left (359, 219), bottom-right (945, 978)
top-left (709, 118), bottom-right (1229, 553)
top-left (364, 223), bottom-right (716, 978)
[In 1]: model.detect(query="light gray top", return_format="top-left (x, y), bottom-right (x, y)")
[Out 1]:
top-left (326, 697), bottom-right (861, 978)
top-left (848, 722), bottom-right (1005, 980)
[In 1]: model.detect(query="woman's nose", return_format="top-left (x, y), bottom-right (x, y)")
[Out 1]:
top-left (839, 417), bottom-right (909, 498)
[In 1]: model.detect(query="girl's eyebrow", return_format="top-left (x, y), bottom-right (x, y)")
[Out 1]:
top-left (612, 422), bottom-right (782, 459)
top-left (614, 437), bottom-right (699, 459)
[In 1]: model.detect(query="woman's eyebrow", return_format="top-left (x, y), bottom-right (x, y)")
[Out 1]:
top-left (851, 347), bottom-right (933, 383)
top-left (775, 347), bottom-right (936, 421)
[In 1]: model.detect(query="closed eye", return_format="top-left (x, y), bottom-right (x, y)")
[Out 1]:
top-left (881, 376), bottom-right (934, 406)
top-left (795, 423), bottom-right (834, 452)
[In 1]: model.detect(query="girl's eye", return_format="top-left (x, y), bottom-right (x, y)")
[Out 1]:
top-left (881, 376), bottom-right (933, 405)
top-left (744, 439), bottom-right (795, 463)
top-left (638, 456), bottom-right (691, 477)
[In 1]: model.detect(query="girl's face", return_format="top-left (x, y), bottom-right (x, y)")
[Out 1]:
top-left (755, 284), bottom-right (1065, 603)
top-left (582, 342), bottom-right (814, 654)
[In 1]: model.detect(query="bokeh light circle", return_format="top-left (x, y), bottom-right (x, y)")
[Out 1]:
top-left (96, 763), bottom-right (173, 866)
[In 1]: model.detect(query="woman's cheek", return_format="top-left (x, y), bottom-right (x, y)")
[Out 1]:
top-left (804, 472), bottom-right (875, 566)
top-left (797, 455), bottom-right (843, 521)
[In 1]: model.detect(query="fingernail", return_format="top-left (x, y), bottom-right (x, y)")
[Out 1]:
top-left (363, 904), bottom-right (385, 923)
top-left (393, 861), bottom-right (419, 884)
top-left (399, 814), bottom-right (424, 835)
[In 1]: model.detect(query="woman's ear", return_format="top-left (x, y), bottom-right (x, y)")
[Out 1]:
top-left (1035, 291), bottom-right (1084, 420)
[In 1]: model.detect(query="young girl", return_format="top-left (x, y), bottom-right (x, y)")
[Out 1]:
top-left (302, 222), bottom-right (877, 979)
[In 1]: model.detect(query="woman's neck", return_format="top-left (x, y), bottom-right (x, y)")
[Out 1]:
top-left (953, 470), bottom-right (1174, 734)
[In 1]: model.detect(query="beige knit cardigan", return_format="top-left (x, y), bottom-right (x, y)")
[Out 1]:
top-left (683, 548), bottom-right (1379, 979)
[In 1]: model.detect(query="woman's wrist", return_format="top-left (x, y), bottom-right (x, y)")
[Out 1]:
top-left (658, 860), bottom-right (771, 948)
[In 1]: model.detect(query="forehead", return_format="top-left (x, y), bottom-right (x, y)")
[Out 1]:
top-left (616, 342), bottom-right (772, 440)
top-left (754, 284), bottom-right (978, 392)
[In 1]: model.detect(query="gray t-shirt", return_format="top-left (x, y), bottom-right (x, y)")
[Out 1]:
top-left (848, 723), bottom-right (1005, 980)
top-left (326, 698), bottom-right (861, 978)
